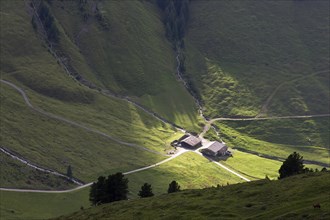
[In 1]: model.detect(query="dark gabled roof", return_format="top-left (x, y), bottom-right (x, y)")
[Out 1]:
top-left (206, 141), bottom-right (227, 153)
top-left (178, 134), bottom-right (190, 142)
top-left (181, 136), bottom-right (201, 147)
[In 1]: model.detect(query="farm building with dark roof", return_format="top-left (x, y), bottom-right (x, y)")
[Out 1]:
top-left (180, 135), bottom-right (202, 148)
top-left (201, 141), bottom-right (228, 157)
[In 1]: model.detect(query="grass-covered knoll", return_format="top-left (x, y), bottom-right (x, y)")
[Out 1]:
top-left (56, 172), bottom-right (330, 220)
top-left (185, 0), bottom-right (329, 118)
top-left (220, 151), bottom-right (282, 180)
top-left (0, 188), bottom-right (90, 220)
top-left (127, 152), bottom-right (243, 197)
top-left (46, 0), bottom-right (199, 130)
top-left (0, 153), bottom-right (75, 190)
top-left (214, 120), bottom-right (329, 166)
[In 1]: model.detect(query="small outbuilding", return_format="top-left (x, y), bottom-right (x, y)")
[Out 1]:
top-left (201, 141), bottom-right (228, 157)
top-left (180, 135), bottom-right (202, 148)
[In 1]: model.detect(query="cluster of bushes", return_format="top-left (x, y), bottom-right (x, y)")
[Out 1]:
top-left (157, 0), bottom-right (189, 47)
top-left (157, 0), bottom-right (201, 101)
top-left (77, 0), bottom-right (109, 30)
top-left (89, 173), bottom-right (128, 205)
top-left (77, 0), bottom-right (90, 22)
top-left (90, 173), bottom-right (180, 206)
top-left (94, 6), bottom-right (110, 31)
top-left (36, 1), bottom-right (60, 43)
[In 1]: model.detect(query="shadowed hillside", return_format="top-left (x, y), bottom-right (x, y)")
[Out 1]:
top-left (44, 0), bottom-right (200, 130)
top-left (185, 0), bottom-right (330, 164)
top-left (185, 0), bottom-right (329, 118)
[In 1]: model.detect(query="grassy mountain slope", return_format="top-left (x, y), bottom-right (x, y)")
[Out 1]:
top-left (185, 0), bottom-right (329, 165)
top-left (0, 0), bottom-right (191, 187)
top-left (0, 75), bottom-right (170, 182)
top-left (185, 0), bottom-right (329, 118)
top-left (48, 0), bottom-right (200, 130)
top-left (56, 172), bottom-right (330, 220)
top-left (0, 1), bottom-right (329, 219)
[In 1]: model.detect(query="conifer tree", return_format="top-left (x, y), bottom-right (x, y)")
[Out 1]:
top-left (66, 165), bottom-right (72, 179)
top-left (167, 180), bottom-right (180, 193)
top-left (89, 173), bottom-right (128, 205)
top-left (279, 152), bottom-right (305, 179)
top-left (138, 183), bottom-right (154, 198)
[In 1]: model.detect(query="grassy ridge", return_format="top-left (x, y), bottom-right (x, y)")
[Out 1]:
top-left (185, 0), bottom-right (329, 117)
top-left (56, 172), bottom-right (330, 220)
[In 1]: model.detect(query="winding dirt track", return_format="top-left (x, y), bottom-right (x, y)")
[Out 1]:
top-left (200, 114), bottom-right (330, 138)
top-left (0, 78), bottom-right (255, 192)
top-left (0, 148), bottom-right (189, 193)
top-left (0, 146), bottom-right (84, 186)
top-left (0, 79), bottom-right (165, 156)
top-left (2, 80), bottom-right (251, 193)
top-left (257, 69), bottom-right (329, 117)
top-left (0, 144), bottom-right (252, 193)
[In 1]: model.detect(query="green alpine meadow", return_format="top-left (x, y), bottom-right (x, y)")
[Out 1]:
top-left (0, 0), bottom-right (329, 219)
